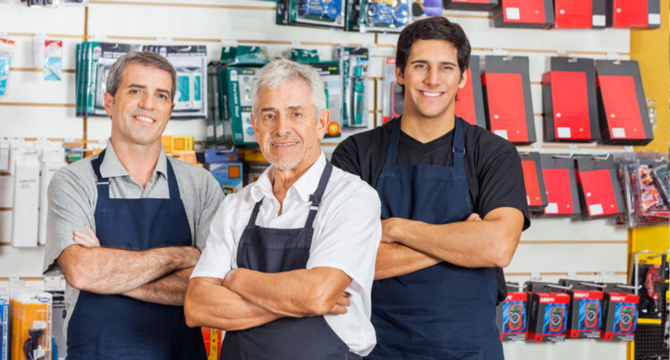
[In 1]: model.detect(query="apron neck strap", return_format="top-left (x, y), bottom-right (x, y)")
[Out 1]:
top-left (451, 118), bottom-right (466, 169)
top-left (91, 150), bottom-right (110, 199)
top-left (246, 160), bottom-right (334, 229)
top-left (91, 149), bottom-right (180, 200)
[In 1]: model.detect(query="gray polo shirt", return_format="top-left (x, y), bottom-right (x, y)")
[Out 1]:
top-left (42, 140), bottom-right (224, 334)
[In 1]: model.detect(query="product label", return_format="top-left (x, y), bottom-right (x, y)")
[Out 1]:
top-left (612, 128), bottom-right (626, 138)
top-left (589, 204), bottom-right (603, 216)
top-left (494, 130), bottom-right (508, 140)
top-left (506, 7), bottom-right (520, 20)
top-left (592, 15), bottom-right (606, 26)
top-left (648, 14), bottom-right (661, 25)
top-left (557, 127), bottom-right (571, 138)
top-left (545, 203), bottom-right (558, 214)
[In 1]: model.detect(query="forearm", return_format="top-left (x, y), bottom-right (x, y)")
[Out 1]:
top-left (375, 242), bottom-right (441, 280)
top-left (224, 268), bottom-right (350, 318)
top-left (59, 245), bottom-right (198, 294)
top-left (389, 209), bottom-right (522, 268)
top-left (185, 278), bottom-right (280, 331)
top-left (123, 267), bottom-right (193, 306)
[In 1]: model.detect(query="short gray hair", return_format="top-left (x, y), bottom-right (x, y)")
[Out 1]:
top-left (253, 58), bottom-right (326, 120)
top-left (106, 51), bottom-right (177, 102)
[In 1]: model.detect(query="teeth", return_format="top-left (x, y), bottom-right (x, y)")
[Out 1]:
top-left (273, 142), bottom-right (297, 147)
top-left (421, 91), bottom-right (442, 97)
top-left (136, 116), bottom-right (153, 123)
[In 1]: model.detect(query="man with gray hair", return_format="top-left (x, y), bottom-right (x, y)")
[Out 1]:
top-left (43, 51), bottom-right (223, 359)
top-left (185, 58), bottom-right (381, 359)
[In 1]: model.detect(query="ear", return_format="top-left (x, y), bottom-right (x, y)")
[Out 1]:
top-left (458, 68), bottom-right (468, 90)
top-left (104, 92), bottom-right (114, 117)
top-left (395, 67), bottom-right (405, 86)
top-left (250, 112), bottom-right (259, 135)
top-left (317, 109), bottom-right (330, 141)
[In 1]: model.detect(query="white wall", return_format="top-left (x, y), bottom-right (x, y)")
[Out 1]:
top-left (0, 1), bottom-right (634, 358)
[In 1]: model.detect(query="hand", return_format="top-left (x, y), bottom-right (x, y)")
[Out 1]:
top-left (327, 291), bottom-right (352, 315)
top-left (381, 218), bottom-right (406, 244)
top-left (467, 213), bottom-right (482, 221)
top-left (73, 224), bottom-right (100, 248)
top-left (182, 246), bottom-right (202, 268)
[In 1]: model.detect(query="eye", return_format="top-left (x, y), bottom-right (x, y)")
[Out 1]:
top-left (293, 112), bottom-right (302, 118)
top-left (129, 89), bottom-right (140, 95)
top-left (158, 93), bottom-right (168, 100)
top-left (415, 64), bottom-right (427, 69)
top-left (263, 113), bottom-right (275, 120)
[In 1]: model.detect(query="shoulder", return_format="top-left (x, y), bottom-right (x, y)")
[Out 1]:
top-left (325, 165), bottom-right (381, 205)
top-left (169, 157), bottom-right (219, 188)
top-left (50, 157), bottom-right (96, 190)
top-left (335, 123), bottom-right (390, 155)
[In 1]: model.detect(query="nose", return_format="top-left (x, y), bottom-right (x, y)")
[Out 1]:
top-left (138, 92), bottom-right (155, 110)
top-left (424, 67), bottom-right (440, 87)
top-left (275, 113), bottom-right (291, 136)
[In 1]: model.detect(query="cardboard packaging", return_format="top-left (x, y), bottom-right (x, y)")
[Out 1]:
top-left (493, 0), bottom-right (555, 29)
top-left (596, 60), bottom-right (653, 145)
top-left (162, 136), bottom-right (194, 153)
top-left (311, 61), bottom-right (342, 137)
top-left (455, 55), bottom-right (486, 129)
top-left (443, 0), bottom-right (498, 11)
top-left (542, 57), bottom-right (600, 142)
top-left (553, 0), bottom-right (607, 29)
top-left (527, 291), bottom-right (570, 342)
top-left (482, 56), bottom-right (536, 145)
top-left (382, 57), bottom-right (402, 125)
top-left (519, 152), bottom-right (548, 212)
top-left (39, 148), bottom-right (67, 246)
top-left (606, 0), bottom-right (661, 29)
top-left (496, 291), bottom-right (528, 341)
top-left (12, 291), bottom-right (52, 360)
top-left (540, 154), bottom-right (581, 216)
top-left (559, 280), bottom-right (604, 339)
top-left (50, 292), bottom-right (67, 360)
top-left (575, 155), bottom-right (625, 220)
top-left (600, 290), bottom-right (639, 341)
top-left (12, 150), bottom-right (41, 247)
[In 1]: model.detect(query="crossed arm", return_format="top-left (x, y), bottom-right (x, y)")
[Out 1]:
top-left (184, 267), bottom-right (352, 331)
top-left (58, 225), bottom-right (201, 306)
top-left (375, 207), bottom-right (524, 280)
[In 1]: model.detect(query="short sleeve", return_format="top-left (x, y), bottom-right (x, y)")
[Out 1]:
top-left (307, 190), bottom-right (382, 291)
top-left (191, 198), bottom-right (236, 279)
top-left (42, 168), bottom-right (97, 276)
top-left (477, 146), bottom-right (531, 230)
top-left (194, 172), bottom-right (225, 251)
top-left (331, 137), bottom-right (362, 177)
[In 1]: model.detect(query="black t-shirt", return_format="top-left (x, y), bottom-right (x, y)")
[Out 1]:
top-left (331, 117), bottom-right (531, 302)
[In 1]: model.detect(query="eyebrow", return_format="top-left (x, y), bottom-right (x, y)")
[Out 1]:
top-left (260, 105), bottom-right (305, 112)
top-left (127, 84), bottom-right (171, 96)
top-left (410, 60), bottom-right (458, 67)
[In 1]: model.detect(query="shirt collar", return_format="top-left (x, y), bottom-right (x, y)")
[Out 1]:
top-left (250, 153), bottom-right (327, 203)
top-left (99, 139), bottom-right (168, 179)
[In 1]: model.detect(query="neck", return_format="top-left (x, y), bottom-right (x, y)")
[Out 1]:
top-left (271, 152), bottom-right (321, 213)
top-left (110, 136), bottom-right (161, 188)
top-left (400, 105), bottom-right (456, 144)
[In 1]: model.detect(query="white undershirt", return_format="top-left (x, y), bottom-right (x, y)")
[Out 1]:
top-left (192, 153), bottom-right (382, 356)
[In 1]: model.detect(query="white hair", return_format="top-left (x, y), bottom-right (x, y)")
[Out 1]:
top-left (252, 58), bottom-right (326, 120)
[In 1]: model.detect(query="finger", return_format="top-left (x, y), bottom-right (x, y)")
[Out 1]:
top-left (73, 234), bottom-right (94, 248)
top-left (467, 213), bottom-right (482, 221)
top-left (327, 305), bottom-right (348, 315)
top-left (336, 296), bottom-right (351, 307)
top-left (344, 291), bottom-right (352, 298)
top-left (84, 224), bottom-right (96, 238)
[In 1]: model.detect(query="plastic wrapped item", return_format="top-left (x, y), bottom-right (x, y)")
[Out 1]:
top-left (44, 40), bottom-right (63, 81)
top-left (0, 38), bottom-right (14, 96)
top-left (616, 152), bottom-right (670, 228)
top-left (348, 0), bottom-right (411, 33)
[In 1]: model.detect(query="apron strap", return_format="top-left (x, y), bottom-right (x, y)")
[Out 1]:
top-left (305, 160), bottom-right (333, 229)
top-left (91, 149), bottom-right (110, 200)
top-left (247, 199), bottom-right (264, 227)
top-left (385, 119), bottom-right (401, 165)
top-left (451, 118), bottom-right (466, 169)
top-left (165, 157), bottom-right (181, 200)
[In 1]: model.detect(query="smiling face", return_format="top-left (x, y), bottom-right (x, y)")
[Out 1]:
top-left (396, 39), bottom-right (467, 121)
top-left (252, 79), bottom-right (328, 174)
top-left (104, 63), bottom-right (174, 148)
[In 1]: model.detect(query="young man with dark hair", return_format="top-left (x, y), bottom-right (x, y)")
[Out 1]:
top-left (332, 17), bottom-right (530, 360)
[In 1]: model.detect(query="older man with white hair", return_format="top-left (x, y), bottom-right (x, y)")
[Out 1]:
top-left (184, 58), bottom-right (382, 359)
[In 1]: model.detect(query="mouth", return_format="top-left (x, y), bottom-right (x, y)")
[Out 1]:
top-left (133, 114), bottom-right (156, 124)
top-left (271, 141), bottom-right (299, 148)
top-left (418, 90), bottom-right (445, 98)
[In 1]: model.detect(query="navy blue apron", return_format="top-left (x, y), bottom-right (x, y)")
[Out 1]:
top-left (66, 150), bottom-right (207, 360)
top-left (367, 118), bottom-right (503, 360)
top-left (221, 161), bottom-right (361, 360)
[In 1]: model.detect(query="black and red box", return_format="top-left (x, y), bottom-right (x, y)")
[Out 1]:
top-left (443, 0), bottom-right (499, 11)
top-left (553, 0), bottom-right (607, 29)
top-left (520, 152), bottom-right (548, 212)
top-left (455, 55), bottom-right (486, 129)
top-left (526, 291), bottom-right (570, 342)
top-left (540, 154), bottom-right (581, 216)
top-left (482, 56), bottom-right (536, 145)
top-left (600, 287), bottom-right (639, 341)
top-left (542, 57), bottom-right (600, 142)
top-left (575, 155), bottom-right (625, 220)
top-left (596, 60), bottom-right (653, 145)
top-left (559, 280), bottom-right (604, 339)
top-left (606, 0), bottom-right (661, 29)
top-left (493, 0), bottom-right (555, 29)
top-left (496, 291), bottom-right (528, 341)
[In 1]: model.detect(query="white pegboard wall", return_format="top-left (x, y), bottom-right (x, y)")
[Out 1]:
top-left (0, 2), bottom-right (637, 359)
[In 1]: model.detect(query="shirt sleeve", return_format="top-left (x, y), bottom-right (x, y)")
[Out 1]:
top-left (194, 172), bottom-right (225, 251)
top-left (42, 167), bottom-right (97, 276)
top-left (331, 137), bottom-right (362, 177)
top-left (477, 145), bottom-right (531, 230)
top-left (191, 197), bottom-right (236, 279)
top-left (306, 189), bottom-right (382, 291)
